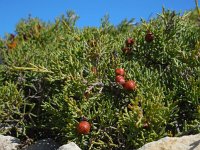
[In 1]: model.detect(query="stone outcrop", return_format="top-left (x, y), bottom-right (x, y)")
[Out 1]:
top-left (58, 142), bottom-right (81, 150)
top-left (137, 133), bottom-right (200, 150)
top-left (0, 133), bottom-right (199, 150)
top-left (0, 135), bottom-right (20, 150)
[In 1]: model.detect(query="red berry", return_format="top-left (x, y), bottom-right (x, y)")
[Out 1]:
top-left (77, 121), bottom-right (91, 134)
top-left (145, 31), bottom-right (154, 42)
top-left (123, 80), bottom-right (137, 90)
top-left (125, 38), bottom-right (134, 46)
top-left (115, 75), bottom-right (125, 85)
top-left (115, 68), bottom-right (125, 76)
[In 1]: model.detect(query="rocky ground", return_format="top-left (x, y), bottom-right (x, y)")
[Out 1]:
top-left (0, 133), bottom-right (199, 150)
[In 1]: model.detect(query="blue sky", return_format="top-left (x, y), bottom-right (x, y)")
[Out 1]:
top-left (0, 0), bottom-right (196, 38)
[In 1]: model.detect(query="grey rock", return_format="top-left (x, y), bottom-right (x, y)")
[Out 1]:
top-left (58, 142), bottom-right (81, 150)
top-left (0, 135), bottom-right (20, 150)
top-left (137, 133), bottom-right (200, 150)
top-left (25, 138), bottom-right (59, 150)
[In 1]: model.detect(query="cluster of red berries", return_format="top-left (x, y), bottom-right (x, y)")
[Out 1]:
top-left (77, 68), bottom-right (137, 135)
top-left (76, 31), bottom-right (153, 135)
top-left (115, 68), bottom-right (137, 91)
top-left (122, 31), bottom-right (154, 54)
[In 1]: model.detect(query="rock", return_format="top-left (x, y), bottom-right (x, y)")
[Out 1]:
top-left (25, 138), bottom-right (59, 150)
top-left (138, 133), bottom-right (200, 150)
top-left (0, 135), bottom-right (20, 150)
top-left (58, 142), bottom-right (81, 150)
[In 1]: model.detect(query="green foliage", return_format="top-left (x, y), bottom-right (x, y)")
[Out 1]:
top-left (0, 9), bottom-right (199, 149)
top-left (0, 81), bottom-right (35, 136)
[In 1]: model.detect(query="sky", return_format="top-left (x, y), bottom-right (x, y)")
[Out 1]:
top-left (0, 0), bottom-right (196, 38)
